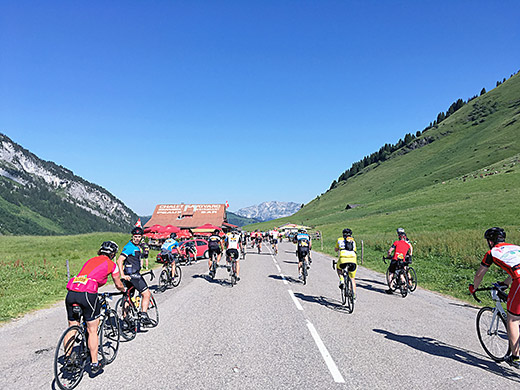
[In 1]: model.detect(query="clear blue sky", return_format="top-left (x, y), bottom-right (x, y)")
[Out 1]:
top-left (1, 1), bottom-right (519, 216)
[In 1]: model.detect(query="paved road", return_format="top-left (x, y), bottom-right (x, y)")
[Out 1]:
top-left (1, 241), bottom-right (519, 389)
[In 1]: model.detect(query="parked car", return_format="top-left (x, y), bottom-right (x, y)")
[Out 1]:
top-left (179, 239), bottom-right (209, 259)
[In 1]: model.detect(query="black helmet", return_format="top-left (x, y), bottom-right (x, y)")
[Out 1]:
top-left (131, 226), bottom-right (144, 235)
top-left (99, 241), bottom-right (119, 256)
top-left (343, 228), bottom-right (352, 237)
top-left (213, 229), bottom-right (220, 235)
top-left (484, 227), bottom-right (506, 243)
top-left (170, 233), bottom-right (177, 239)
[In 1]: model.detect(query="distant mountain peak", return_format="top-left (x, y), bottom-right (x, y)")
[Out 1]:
top-left (235, 201), bottom-right (300, 222)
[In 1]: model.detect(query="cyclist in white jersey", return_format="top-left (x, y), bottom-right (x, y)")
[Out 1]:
top-left (225, 230), bottom-right (243, 281)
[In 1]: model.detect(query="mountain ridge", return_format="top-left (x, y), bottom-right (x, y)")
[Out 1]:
top-left (0, 133), bottom-right (137, 235)
top-left (235, 201), bottom-right (301, 222)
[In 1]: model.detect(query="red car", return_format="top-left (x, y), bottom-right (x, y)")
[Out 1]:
top-left (179, 239), bottom-right (209, 259)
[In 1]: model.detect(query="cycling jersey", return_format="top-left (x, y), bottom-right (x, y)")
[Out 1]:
top-left (121, 241), bottom-right (142, 274)
top-left (481, 243), bottom-right (520, 279)
top-left (66, 255), bottom-right (120, 294)
top-left (335, 237), bottom-right (357, 259)
top-left (391, 240), bottom-right (412, 261)
top-left (296, 233), bottom-right (311, 250)
top-left (225, 233), bottom-right (240, 250)
top-left (208, 234), bottom-right (222, 249)
top-left (482, 243), bottom-right (520, 315)
top-left (161, 238), bottom-right (180, 252)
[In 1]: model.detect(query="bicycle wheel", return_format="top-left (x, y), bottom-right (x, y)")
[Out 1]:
top-left (115, 297), bottom-right (137, 341)
top-left (145, 294), bottom-right (159, 327)
top-left (407, 267), bottom-right (417, 292)
top-left (54, 325), bottom-right (87, 390)
top-left (159, 269), bottom-right (169, 292)
top-left (476, 307), bottom-right (510, 361)
top-left (302, 261), bottom-right (307, 285)
top-left (210, 254), bottom-right (217, 279)
top-left (346, 276), bottom-right (354, 313)
top-left (172, 265), bottom-right (182, 287)
top-left (341, 279), bottom-right (347, 305)
top-left (399, 270), bottom-right (408, 298)
top-left (99, 309), bottom-right (120, 364)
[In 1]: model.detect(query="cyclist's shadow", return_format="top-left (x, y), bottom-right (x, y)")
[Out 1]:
top-left (192, 273), bottom-right (232, 287)
top-left (373, 328), bottom-right (520, 382)
top-left (293, 292), bottom-right (351, 314)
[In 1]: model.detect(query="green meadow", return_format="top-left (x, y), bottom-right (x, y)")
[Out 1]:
top-left (0, 233), bottom-right (159, 322)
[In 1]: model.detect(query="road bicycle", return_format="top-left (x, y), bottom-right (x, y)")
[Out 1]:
top-left (471, 283), bottom-right (510, 362)
top-left (179, 244), bottom-right (197, 266)
top-left (209, 251), bottom-right (219, 279)
top-left (240, 243), bottom-right (246, 259)
top-left (54, 292), bottom-right (121, 390)
top-left (257, 239), bottom-right (262, 253)
top-left (226, 250), bottom-right (239, 286)
top-left (158, 257), bottom-right (182, 292)
top-left (333, 260), bottom-right (355, 313)
top-left (271, 241), bottom-right (278, 255)
top-left (383, 256), bottom-right (416, 297)
top-left (298, 251), bottom-right (309, 285)
top-left (115, 270), bottom-right (159, 341)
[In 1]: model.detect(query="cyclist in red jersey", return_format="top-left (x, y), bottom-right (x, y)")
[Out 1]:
top-left (386, 228), bottom-right (413, 294)
top-left (469, 227), bottom-right (520, 368)
top-left (65, 241), bottom-right (125, 373)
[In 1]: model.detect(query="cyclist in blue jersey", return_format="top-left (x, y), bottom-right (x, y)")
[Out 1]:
top-left (296, 229), bottom-right (312, 280)
top-left (161, 233), bottom-right (180, 280)
top-left (117, 226), bottom-right (152, 325)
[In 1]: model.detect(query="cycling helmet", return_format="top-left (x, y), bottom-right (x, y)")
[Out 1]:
top-left (131, 226), bottom-right (144, 235)
top-left (213, 229), bottom-right (220, 235)
top-left (484, 227), bottom-right (506, 243)
top-left (343, 228), bottom-right (352, 237)
top-left (170, 233), bottom-right (177, 239)
top-left (396, 228), bottom-right (406, 236)
top-left (99, 241), bottom-right (119, 256)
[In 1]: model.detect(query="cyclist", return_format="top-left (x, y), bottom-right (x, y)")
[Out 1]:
top-left (255, 229), bottom-right (263, 252)
top-left (469, 227), bottom-right (520, 368)
top-left (208, 229), bottom-right (223, 278)
top-left (140, 238), bottom-right (150, 269)
top-left (161, 233), bottom-right (180, 280)
top-left (296, 228), bottom-right (312, 280)
top-left (272, 228), bottom-right (280, 254)
top-left (225, 229), bottom-right (242, 281)
top-left (65, 241), bottom-right (125, 373)
top-left (386, 228), bottom-right (413, 294)
top-left (334, 228), bottom-right (358, 299)
top-left (117, 227), bottom-right (153, 326)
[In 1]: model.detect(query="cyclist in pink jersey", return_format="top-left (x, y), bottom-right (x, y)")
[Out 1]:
top-left (470, 227), bottom-right (520, 368)
top-left (65, 241), bottom-right (125, 373)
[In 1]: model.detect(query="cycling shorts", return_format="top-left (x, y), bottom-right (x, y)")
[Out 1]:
top-left (297, 247), bottom-right (310, 262)
top-left (123, 273), bottom-right (149, 294)
top-left (337, 256), bottom-right (357, 279)
top-left (226, 249), bottom-right (239, 261)
top-left (65, 290), bottom-right (101, 322)
top-left (388, 259), bottom-right (408, 274)
top-left (507, 278), bottom-right (520, 316)
top-left (208, 247), bottom-right (221, 258)
top-left (272, 239), bottom-right (278, 244)
top-left (160, 250), bottom-right (176, 264)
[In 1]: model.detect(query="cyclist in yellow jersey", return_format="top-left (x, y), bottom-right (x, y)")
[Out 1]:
top-left (335, 228), bottom-right (358, 299)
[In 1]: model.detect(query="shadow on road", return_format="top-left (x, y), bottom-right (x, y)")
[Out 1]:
top-left (192, 273), bottom-right (232, 287)
top-left (373, 329), bottom-right (520, 383)
top-left (293, 292), bottom-right (351, 314)
top-left (268, 274), bottom-right (301, 284)
top-left (355, 278), bottom-right (388, 294)
top-left (283, 260), bottom-right (298, 264)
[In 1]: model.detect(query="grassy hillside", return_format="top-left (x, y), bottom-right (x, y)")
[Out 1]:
top-left (226, 211), bottom-right (260, 227)
top-left (247, 72), bottom-right (520, 301)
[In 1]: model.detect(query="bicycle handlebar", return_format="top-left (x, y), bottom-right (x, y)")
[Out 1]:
top-left (471, 282), bottom-right (507, 303)
top-left (141, 269), bottom-right (155, 280)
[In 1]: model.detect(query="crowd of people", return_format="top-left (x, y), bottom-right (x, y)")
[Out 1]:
top-left (63, 224), bottom-right (520, 371)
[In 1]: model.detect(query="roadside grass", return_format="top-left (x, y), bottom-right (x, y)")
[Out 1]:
top-left (0, 233), bottom-right (159, 323)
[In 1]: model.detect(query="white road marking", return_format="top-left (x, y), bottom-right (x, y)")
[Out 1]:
top-left (306, 320), bottom-right (345, 383)
top-left (280, 273), bottom-right (288, 285)
top-left (275, 264), bottom-right (281, 272)
top-left (288, 289), bottom-right (303, 310)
